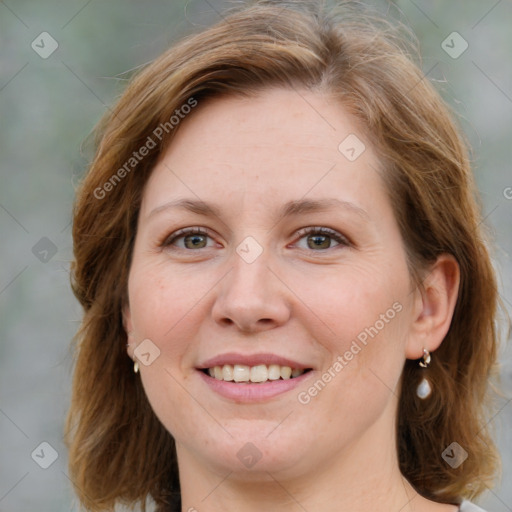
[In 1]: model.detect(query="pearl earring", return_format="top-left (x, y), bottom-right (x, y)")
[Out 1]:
top-left (416, 348), bottom-right (432, 399)
top-left (126, 332), bottom-right (139, 374)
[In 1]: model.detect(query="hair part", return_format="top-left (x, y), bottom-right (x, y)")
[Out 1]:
top-left (66, 1), bottom-right (502, 510)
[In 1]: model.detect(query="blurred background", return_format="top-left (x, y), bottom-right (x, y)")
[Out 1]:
top-left (0, 1), bottom-right (510, 510)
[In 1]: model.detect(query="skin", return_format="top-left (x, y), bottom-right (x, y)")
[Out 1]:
top-left (124, 88), bottom-right (460, 512)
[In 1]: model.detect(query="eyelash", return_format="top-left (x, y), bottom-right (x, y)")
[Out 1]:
top-left (295, 226), bottom-right (351, 249)
top-left (161, 226), bottom-right (351, 252)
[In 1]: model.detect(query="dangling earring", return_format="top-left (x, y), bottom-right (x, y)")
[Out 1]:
top-left (416, 348), bottom-right (432, 399)
top-left (127, 332), bottom-right (139, 374)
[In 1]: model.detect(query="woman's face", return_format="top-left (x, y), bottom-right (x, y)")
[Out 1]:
top-left (125, 88), bottom-right (422, 480)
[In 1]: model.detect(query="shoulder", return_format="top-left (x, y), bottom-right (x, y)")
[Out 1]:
top-left (459, 500), bottom-right (489, 512)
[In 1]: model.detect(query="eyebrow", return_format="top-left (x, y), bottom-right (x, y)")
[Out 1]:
top-left (147, 197), bottom-right (370, 223)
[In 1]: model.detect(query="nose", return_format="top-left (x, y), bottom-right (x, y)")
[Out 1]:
top-left (211, 249), bottom-right (292, 333)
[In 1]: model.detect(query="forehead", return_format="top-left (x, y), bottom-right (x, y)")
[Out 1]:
top-left (162, 88), bottom-right (367, 160)
top-left (140, 88), bottom-right (386, 219)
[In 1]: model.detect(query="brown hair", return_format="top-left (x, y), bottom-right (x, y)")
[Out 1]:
top-left (65, 1), bottom-right (502, 510)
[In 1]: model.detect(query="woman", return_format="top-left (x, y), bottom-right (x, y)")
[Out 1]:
top-left (65, 1), bottom-right (502, 511)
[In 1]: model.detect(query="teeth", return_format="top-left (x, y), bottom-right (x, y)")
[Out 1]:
top-left (233, 364), bottom-right (250, 382)
top-left (250, 364), bottom-right (268, 383)
top-left (280, 366), bottom-right (292, 379)
top-left (205, 364), bottom-right (307, 383)
top-left (222, 364), bottom-right (234, 381)
top-left (268, 364), bottom-right (281, 380)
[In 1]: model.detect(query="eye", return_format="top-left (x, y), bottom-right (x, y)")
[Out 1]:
top-left (161, 226), bottom-right (350, 252)
top-left (294, 226), bottom-right (350, 251)
top-left (162, 227), bottom-right (216, 250)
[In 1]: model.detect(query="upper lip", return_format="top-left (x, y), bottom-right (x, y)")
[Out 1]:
top-left (197, 352), bottom-right (313, 370)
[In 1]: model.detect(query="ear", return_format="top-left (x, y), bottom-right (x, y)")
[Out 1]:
top-left (405, 254), bottom-right (460, 360)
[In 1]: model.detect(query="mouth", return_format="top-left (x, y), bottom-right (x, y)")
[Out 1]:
top-left (199, 364), bottom-right (313, 384)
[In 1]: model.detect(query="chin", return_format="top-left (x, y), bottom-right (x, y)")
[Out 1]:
top-left (181, 421), bottom-right (322, 478)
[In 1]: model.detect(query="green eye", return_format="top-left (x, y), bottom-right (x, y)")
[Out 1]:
top-left (162, 226), bottom-right (350, 252)
top-left (295, 227), bottom-right (350, 251)
top-left (182, 233), bottom-right (208, 249)
top-left (163, 228), bottom-right (213, 250)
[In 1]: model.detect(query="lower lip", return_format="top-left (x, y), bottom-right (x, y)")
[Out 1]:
top-left (197, 370), bottom-right (313, 402)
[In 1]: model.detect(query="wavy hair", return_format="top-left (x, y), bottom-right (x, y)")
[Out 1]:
top-left (65, 1), bottom-right (502, 510)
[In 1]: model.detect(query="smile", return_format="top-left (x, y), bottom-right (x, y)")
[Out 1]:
top-left (202, 364), bottom-right (312, 384)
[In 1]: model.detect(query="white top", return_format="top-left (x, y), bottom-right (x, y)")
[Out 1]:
top-left (459, 500), bottom-right (488, 512)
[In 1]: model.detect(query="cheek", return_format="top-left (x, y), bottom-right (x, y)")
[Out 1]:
top-left (128, 260), bottom-right (211, 351)
top-left (292, 290), bottom-right (408, 448)
top-left (288, 258), bottom-right (411, 415)
top-left (127, 261), bottom-right (209, 441)
top-left (289, 259), bottom-right (409, 353)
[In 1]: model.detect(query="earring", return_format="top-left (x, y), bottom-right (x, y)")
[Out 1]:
top-left (416, 348), bottom-right (432, 399)
top-left (127, 332), bottom-right (138, 373)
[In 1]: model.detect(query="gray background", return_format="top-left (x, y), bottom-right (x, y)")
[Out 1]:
top-left (0, 1), bottom-right (511, 511)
